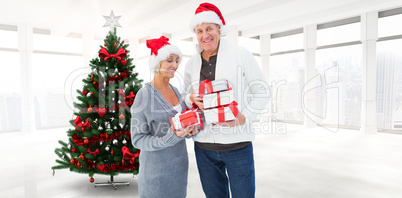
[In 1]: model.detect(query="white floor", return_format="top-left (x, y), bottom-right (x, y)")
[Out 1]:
top-left (1, 124), bottom-right (402, 198)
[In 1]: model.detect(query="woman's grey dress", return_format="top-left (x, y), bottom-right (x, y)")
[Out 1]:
top-left (130, 83), bottom-right (188, 198)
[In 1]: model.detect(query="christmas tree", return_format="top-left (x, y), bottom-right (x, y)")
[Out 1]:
top-left (52, 27), bottom-right (142, 186)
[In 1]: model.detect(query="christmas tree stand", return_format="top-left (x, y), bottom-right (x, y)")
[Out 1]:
top-left (95, 175), bottom-right (129, 190)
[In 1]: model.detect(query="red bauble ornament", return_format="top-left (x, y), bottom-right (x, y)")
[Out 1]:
top-left (90, 178), bottom-right (94, 183)
top-left (84, 138), bottom-right (89, 144)
top-left (111, 150), bottom-right (114, 156)
top-left (72, 148), bottom-right (76, 153)
top-left (114, 42), bottom-right (117, 48)
top-left (91, 74), bottom-right (94, 81)
top-left (70, 159), bottom-right (75, 164)
top-left (77, 162), bottom-right (81, 167)
top-left (104, 43), bottom-right (107, 46)
top-left (93, 81), bottom-right (97, 85)
top-left (90, 91), bottom-right (93, 95)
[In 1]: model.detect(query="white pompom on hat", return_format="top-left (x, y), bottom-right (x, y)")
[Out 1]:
top-left (146, 36), bottom-right (182, 70)
top-left (189, 3), bottom-right (229, 35)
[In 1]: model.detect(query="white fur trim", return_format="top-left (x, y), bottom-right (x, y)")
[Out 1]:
top-left (148, 44), bottom-right (182, 71)
top-left (190, 11), bottom-right (229, 35)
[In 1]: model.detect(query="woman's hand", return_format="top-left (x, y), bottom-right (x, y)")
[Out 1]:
top-left (187, 128), bottom-right (199, 136)
top-left (174, 125), bottom-right (195, 138)
top-left (190, 91), bottom-right (204, 111)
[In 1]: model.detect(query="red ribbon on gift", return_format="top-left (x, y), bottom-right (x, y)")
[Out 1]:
top-left (170, 108), bottom-right (203, 131)
top-left (99, 48), bottom-right (127, 63)
top-left (122, 146), bottom-right (140, 164)
top-left (198, 79), bottom-right (231, 98)
top-left (198, 79), bottom-right (213, 98)
top-left (74, 116), bottom-right (91, 132)
top-left (87, 148), bottom-right (99, 156)
top-left (217, 92), bottom-right (221, 106)
top-left (217, 101), bottom-right (239, 122)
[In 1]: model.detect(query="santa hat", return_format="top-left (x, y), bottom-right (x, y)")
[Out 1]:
top-left (146, 36), bottom-right (182, 70)
top-left (189, 3), bottom-right (229, 35)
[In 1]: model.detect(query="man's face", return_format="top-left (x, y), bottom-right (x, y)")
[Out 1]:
top-left (194, 23), bottom-right (221, 54)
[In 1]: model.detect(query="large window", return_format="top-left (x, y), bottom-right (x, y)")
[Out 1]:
top-left (377, 8), bottom-right (402, 130)
top-left (316, 45), bottom-right (362, 127)
top-left (270, 52), bottom-right (305, 122)
top-left (0, 28), bottom-right (20, 132)
top-left (316, 18), bottom-right (362, 128)
top-left (0, 51), bottom-right (21, 131)
top-left (0, 29), bottom-right (18, 49)
top-left (239, 36), bottom-right (262, 69)
top-left (270, 30), bottom-right (305, 123)
top-left (32, 33), bottom-right (84, 129)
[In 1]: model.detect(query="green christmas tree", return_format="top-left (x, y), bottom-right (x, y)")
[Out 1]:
top-left (52, 28), bottom-right (142, 185)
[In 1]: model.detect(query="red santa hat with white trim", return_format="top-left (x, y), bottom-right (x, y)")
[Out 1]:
top-left (189, 3), bottom-right (229, 35)
top-left (146, 36), bottom-right (182, 70)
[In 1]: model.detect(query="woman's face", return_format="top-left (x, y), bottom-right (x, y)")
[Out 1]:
top-left (158, 54), bottom-right (179, 78)
top-left (195, 23), bottom-right (221, 54)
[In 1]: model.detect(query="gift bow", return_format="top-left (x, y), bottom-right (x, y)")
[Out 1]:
top-left (122, 146), bottom-right (140, 164)
top-left (99, 48), bottom-right (127, 62)
top-left (74, 116), bottom-right (91, 132)
top-left (125, 91), bottom-right (135, 100)
top-left (87, 148), bottom-right (99, 156)
top-left (119, 90), bottom-right (135, 108)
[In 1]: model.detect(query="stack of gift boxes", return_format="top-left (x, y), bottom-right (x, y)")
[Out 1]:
top-left (169, 79), bottom-right (239, 131)
top-left (199, 79), bottom-right (238, 124)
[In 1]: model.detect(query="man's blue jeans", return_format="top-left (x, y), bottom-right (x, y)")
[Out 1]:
top-left (194, 143), bottom-right (255, 198)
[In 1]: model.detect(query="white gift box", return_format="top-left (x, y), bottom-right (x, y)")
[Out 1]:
top-left (202, 89), bottom-right (234, 109)
top-left (197, 79), bottom-right (232, 96)
top-left (170, 109), bottom-right (203, 131)
top-left (203, 102), bottom-right (239, 124)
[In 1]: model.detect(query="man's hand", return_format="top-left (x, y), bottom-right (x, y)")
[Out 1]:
top-left (190, 91), bottom-right (204, 111)
top-left (216, 112), bottom-right (246, 127)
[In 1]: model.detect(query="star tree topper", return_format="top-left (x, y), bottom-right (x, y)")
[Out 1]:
top-left (103, 10), bottom-right (122, 30)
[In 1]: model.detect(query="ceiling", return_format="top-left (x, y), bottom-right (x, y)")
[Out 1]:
top-left (1, 0), bottom-right (401, 40)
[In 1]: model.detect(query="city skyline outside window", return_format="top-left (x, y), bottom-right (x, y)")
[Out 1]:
top-left (316, 45), bottom-right (362, 127)
top-left (270, 52), bottom-right (305, 122)
top-left (316, 20), bottom-right (362, 128)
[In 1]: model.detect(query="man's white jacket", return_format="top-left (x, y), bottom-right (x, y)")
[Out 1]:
top-left (184, 38), bottom-right (270, 144)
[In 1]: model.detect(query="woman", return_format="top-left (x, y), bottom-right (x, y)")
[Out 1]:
top-left (130, 36), bottom-right (197, 198)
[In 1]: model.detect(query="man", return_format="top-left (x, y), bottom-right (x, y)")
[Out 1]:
top-left (183, 3), bottom-right (270, 198)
